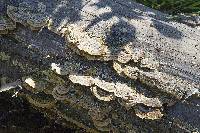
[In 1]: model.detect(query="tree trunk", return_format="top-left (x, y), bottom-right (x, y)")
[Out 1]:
top-left (0, 0), bottom-right (200, 132)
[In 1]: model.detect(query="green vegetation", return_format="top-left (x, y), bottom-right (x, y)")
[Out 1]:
top-left (135, 0), bottom-right (200, 15)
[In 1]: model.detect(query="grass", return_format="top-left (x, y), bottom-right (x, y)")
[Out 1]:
top-left (135, 0), bottom-right (200, 15)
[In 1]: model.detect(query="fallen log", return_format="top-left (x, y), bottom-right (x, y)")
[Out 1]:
top-left (0, 0), bottom-right (200, 132)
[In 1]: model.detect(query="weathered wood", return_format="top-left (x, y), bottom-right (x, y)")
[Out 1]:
top-left (0, 0), bottom-right (200, 132)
